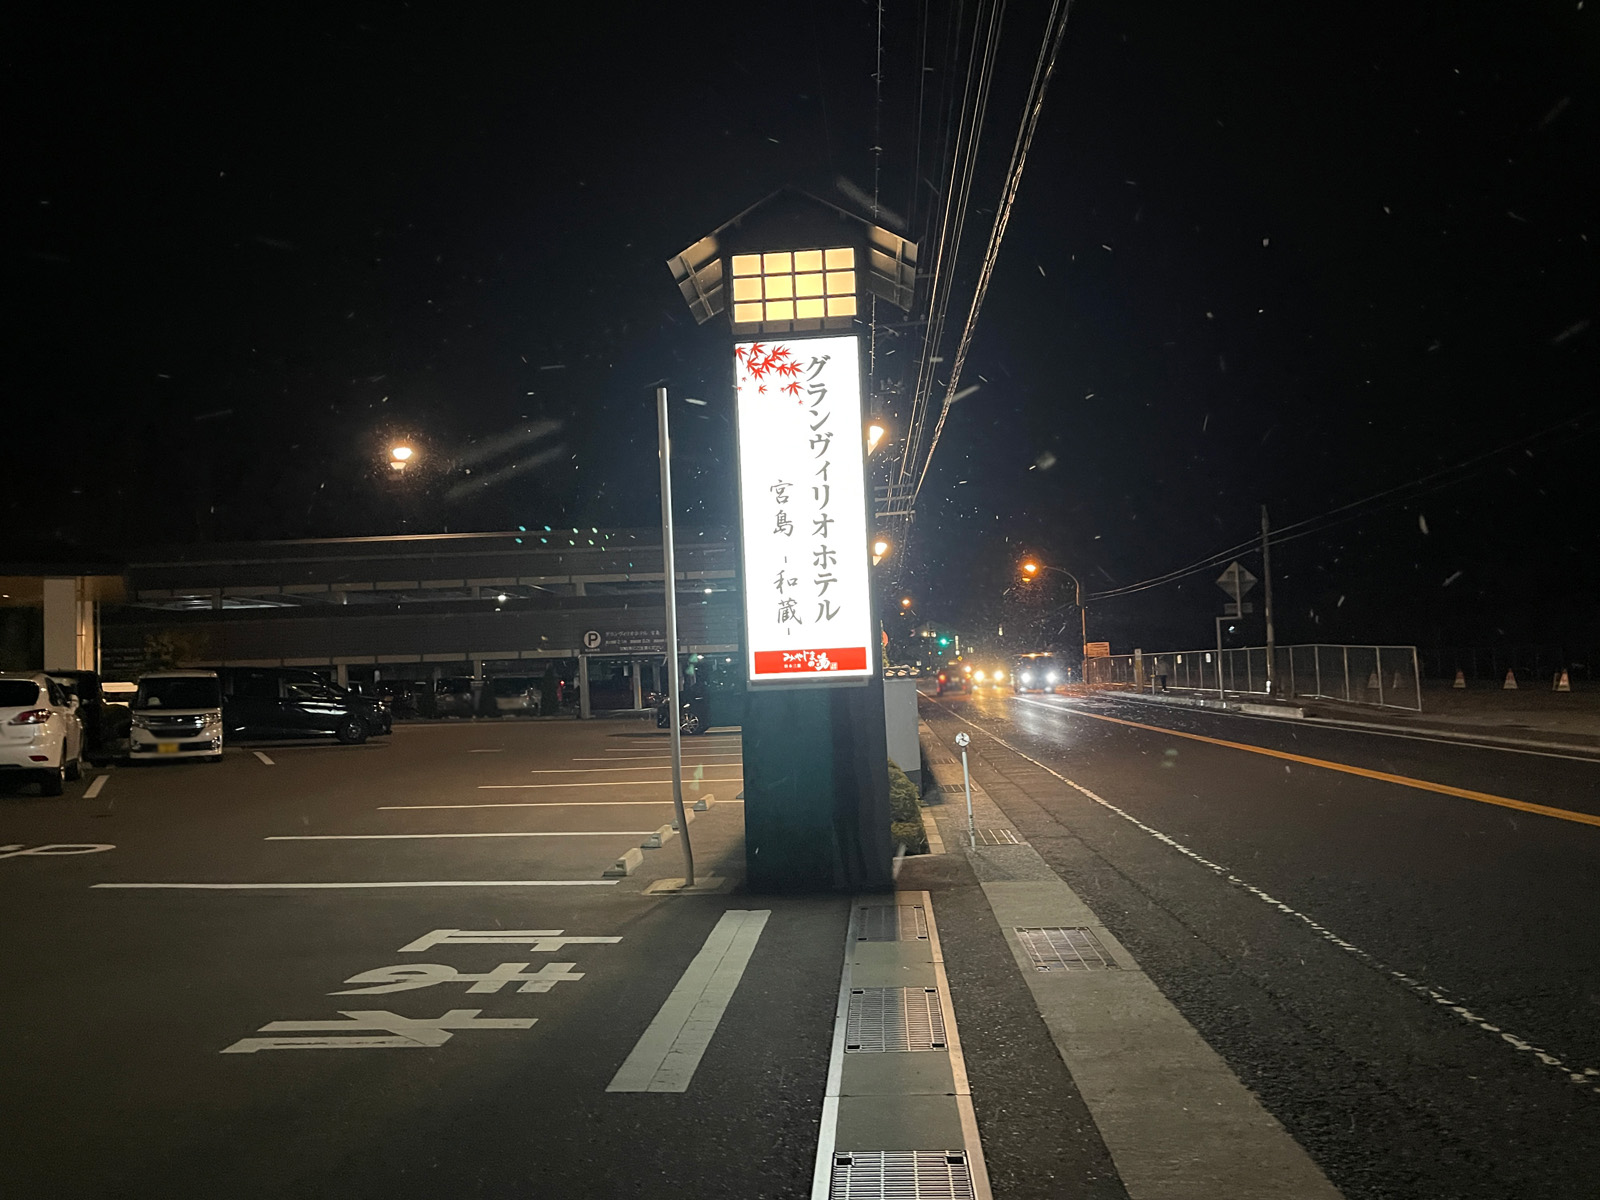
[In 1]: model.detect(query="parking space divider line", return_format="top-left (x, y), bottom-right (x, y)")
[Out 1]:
top-left (606, 909), bottom-right (771, 1093)
top-left (265, 832), bottom-right (658, 841)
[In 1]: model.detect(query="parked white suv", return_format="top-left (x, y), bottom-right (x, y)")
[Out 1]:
top-left (129, 671), bottom-right (224, 763)
top-left (0, 673), bottom-right (85, 795)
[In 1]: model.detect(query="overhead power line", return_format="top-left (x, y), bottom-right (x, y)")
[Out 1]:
top-left (912, 0), bottom-right (1076, 504)
top-left (1084, 408), bottom-right (1598, 602)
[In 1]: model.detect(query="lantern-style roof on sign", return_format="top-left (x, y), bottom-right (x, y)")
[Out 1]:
top-left (667, 187), bottom-right (917, 335)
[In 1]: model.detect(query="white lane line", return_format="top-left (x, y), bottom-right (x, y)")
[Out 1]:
top-left (83, 776), bottom-right (108, 800)
top-left (477, 778), bottom-right (741, 790)
top-left (93, 880), bottom-right (619, 890)
top-left (253, 751), bottom-right (275, 766)
top-left (381, 800), bottom-right (744, 811)
top-left (265, 832), bottom-right (655, 841)
top-left (936, 701), bottom-right (1600, 1098)
top-left (468, 749), bottom-right (505, 754)
top-left (607, 909), bottom-right (771, 1093)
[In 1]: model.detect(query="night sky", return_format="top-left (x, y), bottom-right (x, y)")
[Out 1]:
top-left (11, 2), bottom-right (1597, 657)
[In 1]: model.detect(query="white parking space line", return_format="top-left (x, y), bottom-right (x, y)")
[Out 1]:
top-left (83, 776), bottom-right (108, 799)
top-left (477, 779), bottom-right (740, 790)
top-left (381, 800), bottom-right (745, 811)
top-left (607, 909), bottom-right (771, 1093)
top-left (528, 765), bottom-right (742, 774)
top-left (468, 749), bottom-right (505, 754)
top-left (592, 753), bottom-right (744, 759)
top-left (265, 832), bottom-right (656, 841)
top-left (93, 880), bottom-right (620, 890)
top-left (253, 751), bottom-right (275, 766)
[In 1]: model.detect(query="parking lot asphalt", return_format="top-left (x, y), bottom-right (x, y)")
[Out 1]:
top-left (0, 719), bottom-right (854, 1199)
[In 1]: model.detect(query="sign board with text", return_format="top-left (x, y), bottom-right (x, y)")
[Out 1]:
top-left (735, 334), bottom-right (873, 684)
top-left (1083, 642), bottom-right (1111, 658)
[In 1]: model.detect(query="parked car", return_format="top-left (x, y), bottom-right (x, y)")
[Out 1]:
top-left (490, 676), bottom-right (538, 715)
top-left (129, 671), bottom-right (224, 763)
top-left (0, 673), bottom-right (86, 794)
top-left (204, 666), bottom-right (388, 743)
top-left (431, 676), bottom-right (480, 718)
top-left (46, 669), bottom-right (130, 764)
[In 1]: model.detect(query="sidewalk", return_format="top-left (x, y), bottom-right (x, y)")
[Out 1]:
top-left (907, 720), bottom-right (1343, 1200)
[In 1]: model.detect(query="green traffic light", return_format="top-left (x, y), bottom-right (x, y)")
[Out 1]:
top-left (938, 637), bottom-right (949, 646)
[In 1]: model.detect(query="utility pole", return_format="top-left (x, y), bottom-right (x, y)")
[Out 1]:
top-left (1260, 504), bottom-right (1276, 695)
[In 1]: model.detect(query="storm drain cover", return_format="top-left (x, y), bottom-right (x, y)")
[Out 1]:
top-left (830, 1151), bottom-right (975, 1200)
top-left (1015, 926), bottom-right (1117, 972)
top-left (928, 755), bottom-right (958, 765)
top-left (845, 987), bottom-right (947, 1052)
top-left (857, 904), bottom-right (929, 942)
top-left (976, 828), bottom-right (1022, 845)
top-left (940, 783), bottom-right (967, 795)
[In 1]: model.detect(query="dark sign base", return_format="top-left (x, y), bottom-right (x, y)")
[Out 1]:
top-left (740, 674), bottom-right (895, 894)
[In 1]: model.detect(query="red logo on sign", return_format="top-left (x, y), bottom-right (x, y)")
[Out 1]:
top-left (753, 647), bottom-right (869, 675)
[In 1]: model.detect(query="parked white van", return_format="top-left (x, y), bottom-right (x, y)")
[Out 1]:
top-left (129, 671), bottom-right (223, 763)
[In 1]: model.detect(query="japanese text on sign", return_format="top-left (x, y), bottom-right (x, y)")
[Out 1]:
top-left (735, 334), bottom-right (872, 683)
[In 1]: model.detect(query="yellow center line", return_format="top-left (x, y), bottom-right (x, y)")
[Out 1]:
top-left (1071, 709), bottom-right (1600, 829)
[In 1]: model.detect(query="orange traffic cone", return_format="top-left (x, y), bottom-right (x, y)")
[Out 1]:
top-left (1554, 670), bottom-right (1572, 693)
top-left (1452, 669), bottom-right (1466, 689)
top-left (1502, 669), bottom-right (1518, 690)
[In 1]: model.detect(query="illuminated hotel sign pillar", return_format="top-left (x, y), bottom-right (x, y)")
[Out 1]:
top-left (669, 195), bottom-right (918, 891)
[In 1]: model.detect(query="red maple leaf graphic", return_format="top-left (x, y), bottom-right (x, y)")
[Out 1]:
top-left (783, 381), bottom-right (802, 398)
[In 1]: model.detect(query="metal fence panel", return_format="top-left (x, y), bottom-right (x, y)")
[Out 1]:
top-left (1083, 643), bottom-right (1421, 710)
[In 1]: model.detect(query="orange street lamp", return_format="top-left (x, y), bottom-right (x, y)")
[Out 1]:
top-left (389, 444), bottom-right (415, 471)
top-left (872, 537), bottom-right (891, 566)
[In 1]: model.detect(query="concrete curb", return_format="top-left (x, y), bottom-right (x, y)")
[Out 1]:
top-left (603, 847), bottom-right (645, 877)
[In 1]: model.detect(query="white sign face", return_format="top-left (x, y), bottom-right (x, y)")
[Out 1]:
top-left (735, 334), bottom-right (873, 684)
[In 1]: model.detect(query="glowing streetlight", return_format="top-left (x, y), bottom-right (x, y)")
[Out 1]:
top-left (1021, 560), bottom-right (1039, 577)
top-left (389, 444), bottom-right (415, 471)
top-left (866, 420), bottom-right (887, 455)
top-left (900, 596), bottom-right (912, 609)
top-left (872, 537), bottom-right (890, 566)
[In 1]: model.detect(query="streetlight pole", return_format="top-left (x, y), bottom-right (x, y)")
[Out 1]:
top-left (1023, 562), bottom-right (1088, 672)
top-left (656, 385), bottom-right (693, 889)
top-left (1260, 504), bottom-right (1277, 696)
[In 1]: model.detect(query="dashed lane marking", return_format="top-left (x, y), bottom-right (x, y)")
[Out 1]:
top-left (1020, 700), bottom-right (1600, 829)
top-left (254, 752), bottom-right (275, 766)
top-left (83, 776), bottom-right (108, 799)
top-left (933, 702), bottom-right (1600, 1097)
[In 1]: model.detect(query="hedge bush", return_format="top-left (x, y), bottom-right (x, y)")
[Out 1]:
top-left (888, 760), bottom-right (929, 855)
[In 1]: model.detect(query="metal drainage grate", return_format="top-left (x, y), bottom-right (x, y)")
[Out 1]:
top-left (1015, 926), bottom-right (1118, 972)
top-left (845, 987), bottom-right (948, 1052)
top-left (940, 783), bottom-right (967, 795)
top-left (975, 828), bottom-right (1022, 846)
top-left (928, 755), bottom-right (958, 765)
top-left (857, 904), bottom-right (929, 942)
top-left (830, 1151), bottom-right (975, 1200)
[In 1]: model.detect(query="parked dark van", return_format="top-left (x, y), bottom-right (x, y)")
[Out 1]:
top-left (204, 667), bottom-right (390, 744)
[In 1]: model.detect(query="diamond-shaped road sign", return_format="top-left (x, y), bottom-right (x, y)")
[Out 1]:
top-left (1216, 561), bottom-right (1258, 598)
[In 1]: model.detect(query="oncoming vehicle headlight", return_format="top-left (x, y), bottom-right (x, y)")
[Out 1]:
top-left (1047, 671), bottom-right (1060, 683)
top-left (973, 670), bottom-right (986, 682)
top-left (995, 670), bottom-right (1005, 680)
top-left (1021, 672), bottom-right (1033, 684)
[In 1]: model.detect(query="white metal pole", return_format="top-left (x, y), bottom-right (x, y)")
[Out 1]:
top-left (657, 385), bottom-right (693, 888)
top-left (962, 748), bottom-right (975, 851)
